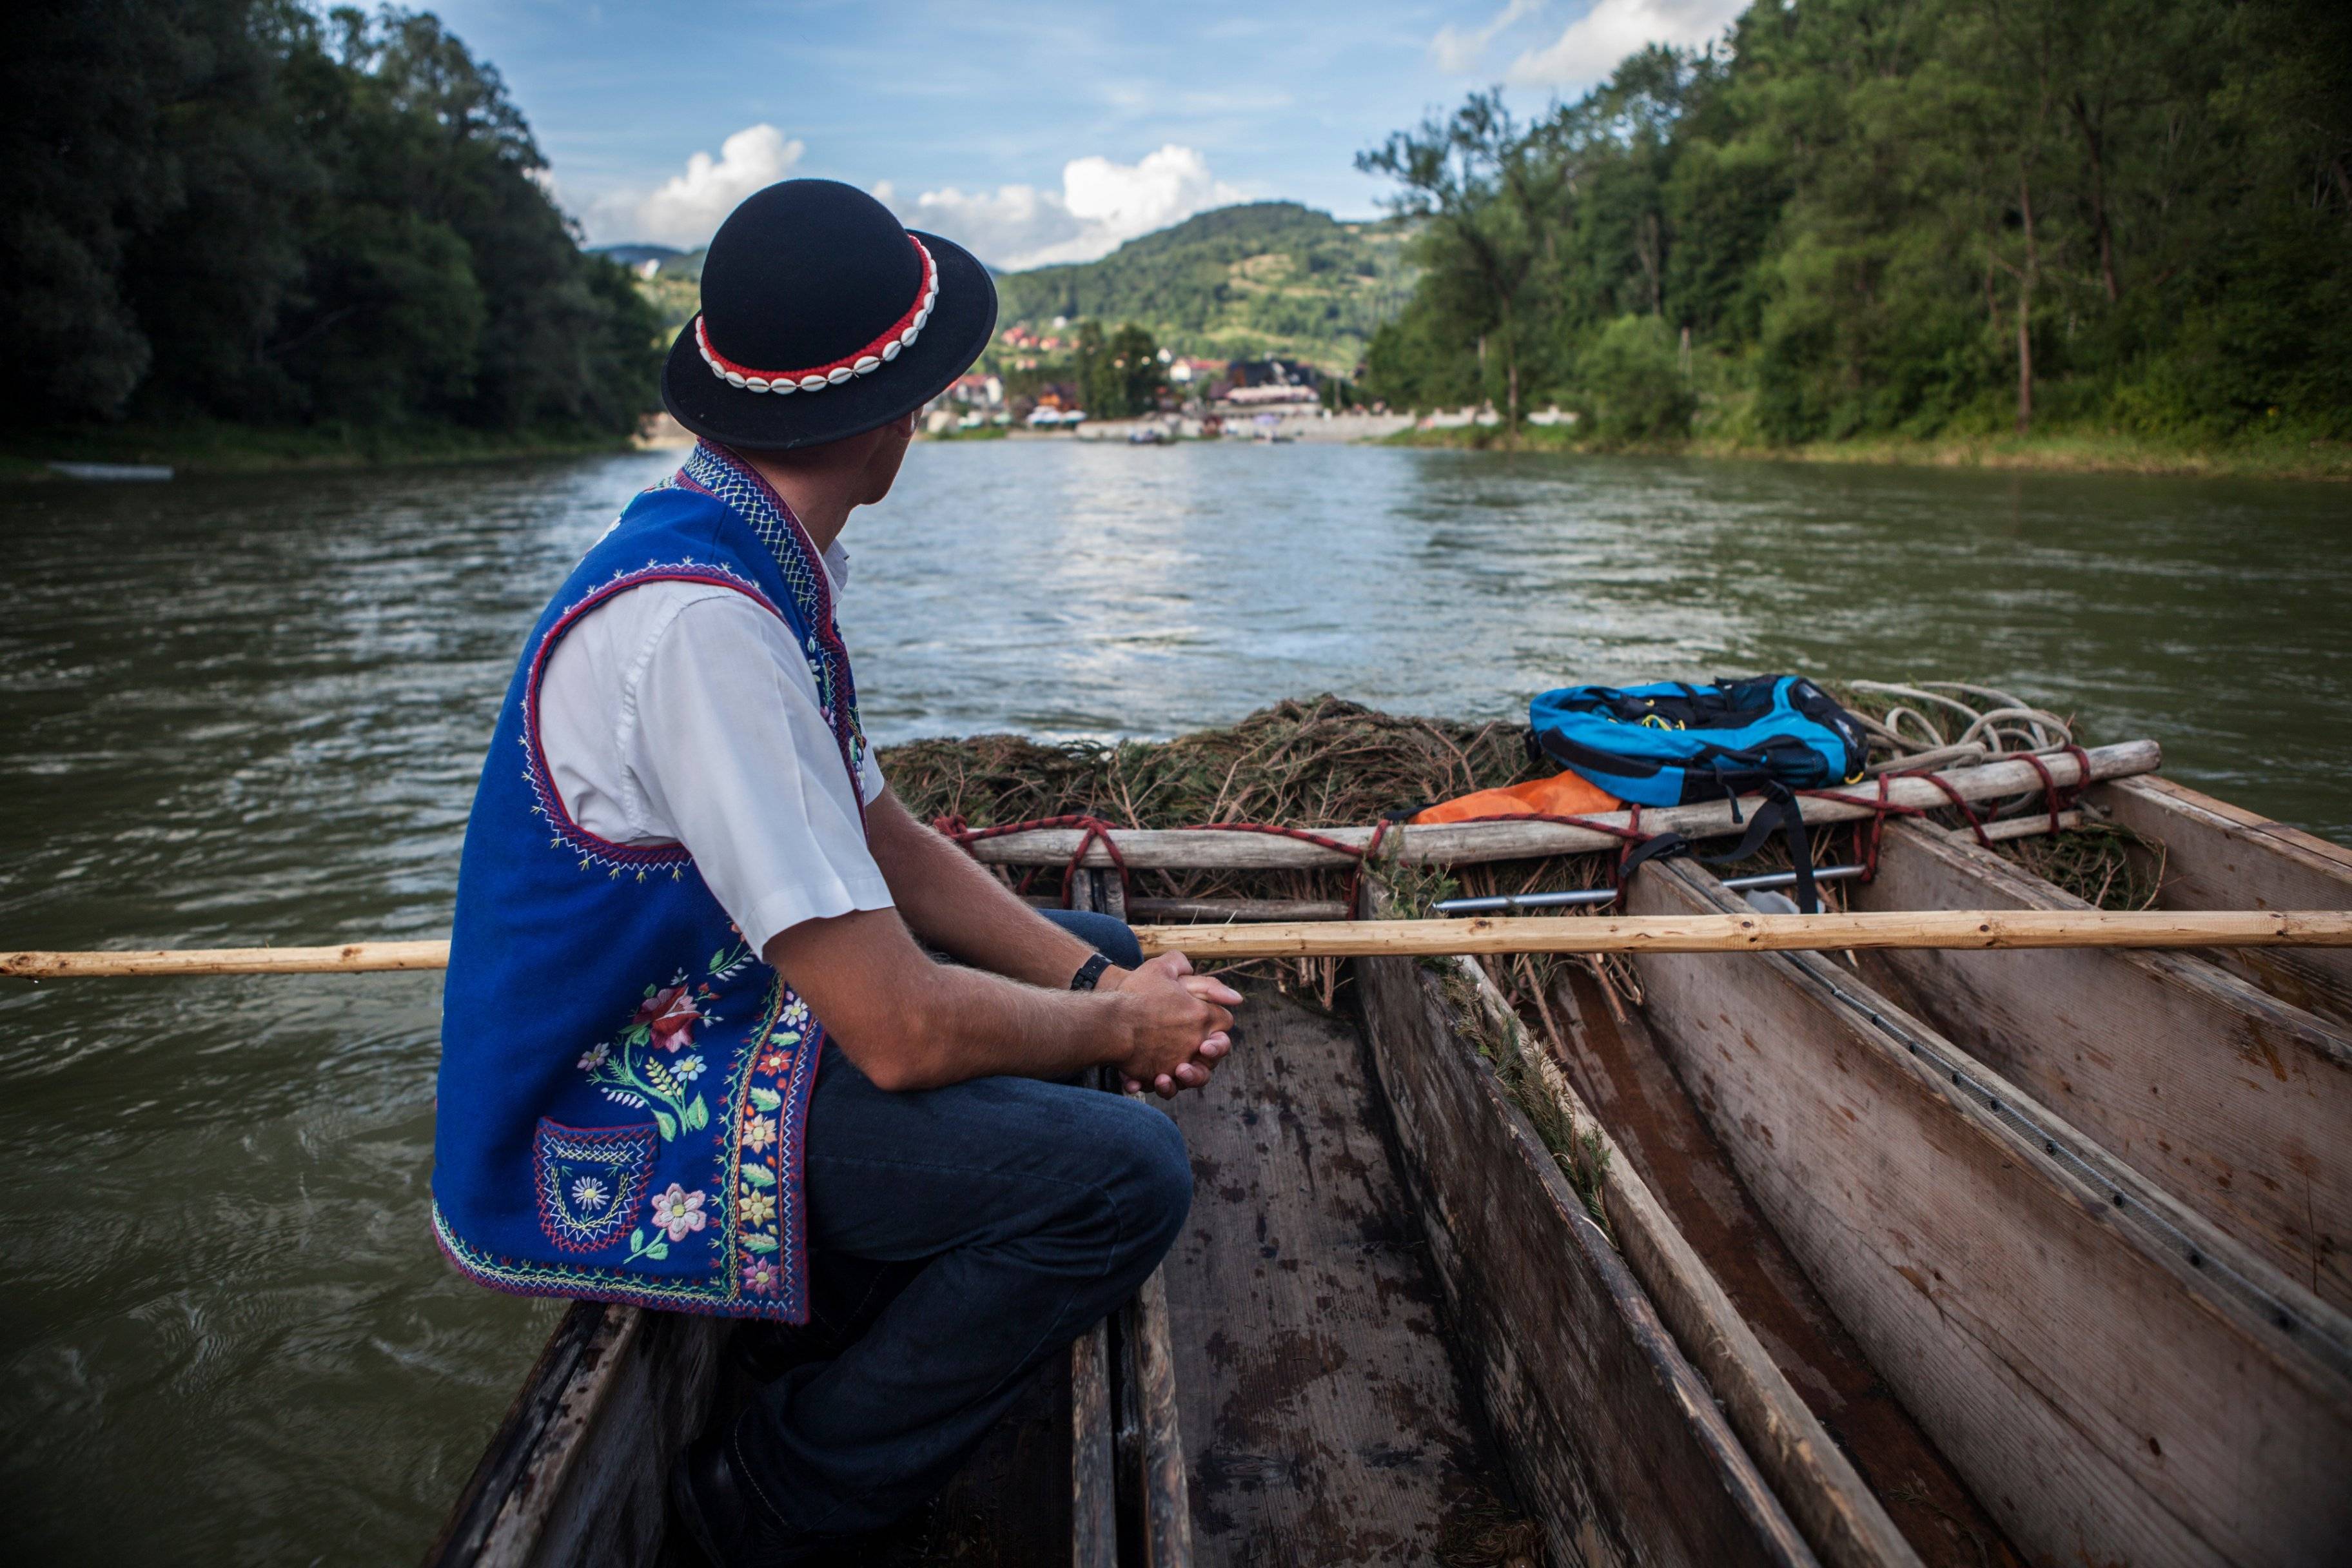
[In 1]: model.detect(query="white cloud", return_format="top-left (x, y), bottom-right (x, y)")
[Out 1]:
top-left (1505, 0), bottom-right (1741, 88)
top-left (902, 145), bottom-right (1244, 271)
top-left (627, 124), bottom-right (805, 247)
top-left (1431, 0), bottom-right (1546, 75)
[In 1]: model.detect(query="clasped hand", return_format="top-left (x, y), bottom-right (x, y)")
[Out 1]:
top-left (1103, 952), bottom-right (1241, 1099)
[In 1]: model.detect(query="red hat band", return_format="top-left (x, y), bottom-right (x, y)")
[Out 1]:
top-left (694, 235), bottom-right (939, 395)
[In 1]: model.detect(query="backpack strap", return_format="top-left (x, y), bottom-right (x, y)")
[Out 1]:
top-left (1618, 779), bottom-right (1821, 913)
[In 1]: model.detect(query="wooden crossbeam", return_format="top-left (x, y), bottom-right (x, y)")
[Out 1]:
top-left (6, 907), bottom-right (2349, 979)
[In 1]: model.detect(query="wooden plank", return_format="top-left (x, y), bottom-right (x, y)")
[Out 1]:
top-left (426, 1302), bottom-right (611, 1568)
top-left (1458, 964), bottom-right (1927, 1568)
top-left (1073, 1320), bottom-right (1117, 1568)
top-left (2089, 774), bottom-right (2352, 1024)
top-left (1075, 868), bottom-right (1192, 1567)
top-left (1128, 897), bottom-right (1349, 923)
top-left (1353, 894), bottom-right (1821, 1568)
top-left (1126, 1259), bottom-right (1193, 1567)
top-left (1627, 858), bottom-right (2352, 1568)
top-left (1542, 966), bottom-right (2020, 1568)
top-left (1065, 872), bottom-right (1125, 1568)
top-left (963, 743), bottom-right (2159, 870)
top-left (426, 1303), bottom-right (730, 1568)
top-left (1852, 820), bottom-right (2352, 1309)
top-left (1159, 986), bottom-right (1536, 1565)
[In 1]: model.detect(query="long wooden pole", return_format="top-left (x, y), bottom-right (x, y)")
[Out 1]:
top-left (1, 940), bottom-right (455, 977)
top-left (8, 908), bottom-right (2349, 979)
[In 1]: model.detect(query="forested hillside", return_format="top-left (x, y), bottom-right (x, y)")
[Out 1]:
top-left (5, 1), bottom-right (659, 447)
top-left (992, 203), bottom-right (1417, 372)
top-left (1360, 0), bottom-right (2351, 451)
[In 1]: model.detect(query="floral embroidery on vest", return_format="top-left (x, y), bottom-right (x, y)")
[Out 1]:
top-left (533, 1121), bottom-right (658, 1252)
top-left (727, 988), bottom-right (812, 1296)
top-left (576, 937), bottom-right (756, 1141)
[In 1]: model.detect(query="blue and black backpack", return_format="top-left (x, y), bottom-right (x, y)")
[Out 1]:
top-left (1527, 676), bottom-right (1869, 912)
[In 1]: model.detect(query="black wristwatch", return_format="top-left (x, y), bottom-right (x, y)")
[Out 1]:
top-left (1069, 953), bottom-right (1113, 992)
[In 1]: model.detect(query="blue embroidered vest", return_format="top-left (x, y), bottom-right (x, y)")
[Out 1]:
top-left (431, 442), bottom-right (867, 1324)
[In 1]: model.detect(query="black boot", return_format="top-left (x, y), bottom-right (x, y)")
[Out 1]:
top-left (667, 1426), bottom-right (832, 1568)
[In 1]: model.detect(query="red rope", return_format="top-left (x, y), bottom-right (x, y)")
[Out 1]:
top-left (932, 749), bottom-right (2097, 910)
top-left (936, 806), bottom-right (1663, 913)
top-left (934, 811), bottom-right (1466, 917)
top-left (1799, 743), bottom-right (2097, 866)
top-left (1343, 817), bottom-right (1392, 919)
top-left (933, 813), bottom-right (1130, 908)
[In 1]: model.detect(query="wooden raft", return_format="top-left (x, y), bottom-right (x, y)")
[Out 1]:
top-left (1160, 985), bottom-right (1532, 1562)
top-left (2090, 774), bottom-right (2352, 1026)
top-left (1626, 857), bottom-right (2352, 1567)
top-left (1536, 961), bottom-right (2022, 1568)
top-left (1353, 894), bottom-right (1822, 1567)
top-left (1851, 819), bottom-right (2352, 1309)
top-left (426, 1306), bottom-right (729, 1568)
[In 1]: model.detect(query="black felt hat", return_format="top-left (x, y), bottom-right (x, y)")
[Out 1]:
top-left (661, 179), bottom-right (996, 451)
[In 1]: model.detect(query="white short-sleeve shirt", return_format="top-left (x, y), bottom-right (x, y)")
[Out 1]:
top-left (536, 541), bottom-right (892, 954)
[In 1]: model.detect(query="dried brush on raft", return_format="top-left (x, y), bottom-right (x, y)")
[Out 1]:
top-left (881, 694), bottom-right (1531, 838)
top-left (882, 696), bottom-right (1544, 1001)
top-left (877, 688), bottom-right (2159, 1012)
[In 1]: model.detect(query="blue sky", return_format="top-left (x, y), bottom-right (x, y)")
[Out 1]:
top-left (427, 0), bottom-right (1746, 264)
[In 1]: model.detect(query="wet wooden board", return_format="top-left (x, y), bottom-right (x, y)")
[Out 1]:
top-left (1159, 985), bottom-right (1527, 1565)
top-left (1355, 946), bottom-right (1820, 1567)
top-left (1073, 1320), bottom-right (1117, 1568)
top-left (1451, 956), bottom-right (1914, 1568)
top-left (429, 1304), bottom-right (730, 1568)
top-left (1852, 820), bottom-right (2352, 1309)
top-left (433, 1253), bottom-right (1073, 1568)
top-left (1628, 858), bottom-right (2352, 1568)
top-left (1541, 964), bottom-right (2022, 1568)
top-left (2090, 774), bottom-right (2352, 1025)
top-left (1079, 869), bottom-right (1196, 1568)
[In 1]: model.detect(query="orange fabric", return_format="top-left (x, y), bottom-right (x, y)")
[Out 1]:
top-left (1412, 770), bottom-right (1621, 825)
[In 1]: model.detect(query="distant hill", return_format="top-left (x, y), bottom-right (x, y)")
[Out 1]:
top-left (992, 202), bottom-right (1415, 374)
top-left (593, 202), bottom-right (1417, 375)
top-left (589, 243), bottom-right (694, 273)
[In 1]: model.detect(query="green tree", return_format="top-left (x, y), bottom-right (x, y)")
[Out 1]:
top-left (1074, 321), bottom-right (1168, 419)
top-left (0, 1), bottom-right (659, 439)
top-left (1358, 92), bottom-right (1568, 434)
top-left (1359, 0), bottom-right (2352, 449)
top-left (1582, 315), bottom-right (1698, 444)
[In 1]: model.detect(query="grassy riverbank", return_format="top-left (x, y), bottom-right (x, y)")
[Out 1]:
top-left (1380, 422), bottom-right (2352, 483)
top-left (0, 419), bottom-right (639, 482)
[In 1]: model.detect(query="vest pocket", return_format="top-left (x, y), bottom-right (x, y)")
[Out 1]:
top-left (531, 1118), bottom-right (658, 1253)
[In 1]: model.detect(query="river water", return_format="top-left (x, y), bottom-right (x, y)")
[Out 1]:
top-left (1, 442), bottom-right (2346, 1562)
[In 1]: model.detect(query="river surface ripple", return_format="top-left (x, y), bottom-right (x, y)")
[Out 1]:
top-left (1, 442), bottom-right (2345, 1562)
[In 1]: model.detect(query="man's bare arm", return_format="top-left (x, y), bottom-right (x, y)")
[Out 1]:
top-left (763, 905), bottom-right (1238, 1095)
top-left (863, 790), bottom-right (1108, 988)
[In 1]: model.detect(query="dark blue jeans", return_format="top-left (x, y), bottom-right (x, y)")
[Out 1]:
top-left (727, 911), bottom-right (1189, 1540)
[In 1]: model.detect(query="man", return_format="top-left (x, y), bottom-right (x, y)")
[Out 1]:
top-left (431, 179), bottom-right (1239, 1564)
